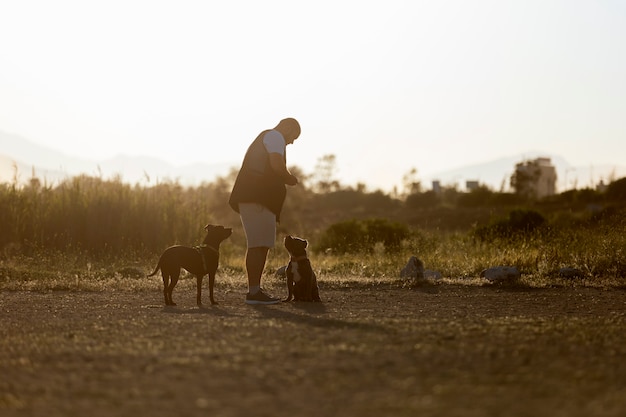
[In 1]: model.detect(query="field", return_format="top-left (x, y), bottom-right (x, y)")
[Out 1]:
top-left (2, 175), bottom-right (626, 416)
top-left (2, 277), bottom-right (625, 417)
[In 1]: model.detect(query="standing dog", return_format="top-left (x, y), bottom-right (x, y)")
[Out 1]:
top-left (284, 235), bottom-right (321, 302)
top-left (147, 224), bottom-right (232, 306)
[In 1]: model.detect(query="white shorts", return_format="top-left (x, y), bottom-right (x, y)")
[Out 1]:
top-left (238, 203), bottom-right (276, 248)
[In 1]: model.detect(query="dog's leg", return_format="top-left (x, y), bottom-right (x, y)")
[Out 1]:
top-left (207, 272), bottom-right (218, 305)
top-left (293, 273), bottom-right (307, 302)
top-left (162, 273), bottom-right (170, 305)
top-left (196, 275), bottom-right (203, 306)
top-left (284, 275), bottom-right (294, 302)
top-left (167, 270), bottom-right (180, 306)
top-left (284, 262), bottom-right (294, 302)
top-left (303, 274), bottom-right (313, 302)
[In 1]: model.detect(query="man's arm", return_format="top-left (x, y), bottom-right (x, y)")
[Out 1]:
top-left (268, 153), bottom-right (298, 186)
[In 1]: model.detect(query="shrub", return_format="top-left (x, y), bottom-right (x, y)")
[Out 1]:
top-left (606, 177), bottom-right (626, 202)
top-left (473, 209), bottom-right (546, 241)
top-left (316, 218), bottom-right (411, 254)
top-left (456, 186), bottom-right (493, 208)
top-left (405, 191), bottom-right (439, 208)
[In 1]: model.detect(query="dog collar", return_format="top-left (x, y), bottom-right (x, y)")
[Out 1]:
top-left (194, 244), bottom-right (218, 274)
top-left (197, 244), bottom-right (219, 253)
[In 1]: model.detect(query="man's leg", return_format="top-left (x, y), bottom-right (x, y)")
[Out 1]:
top-left (244, 245), bottom-right (280, 304)
top-left (246, 246), bottom-right (269, 292)
top-left (239, 203), bottom-right (280, 304)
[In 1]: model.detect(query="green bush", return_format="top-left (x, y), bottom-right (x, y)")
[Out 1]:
top-left (316, 218), bottom-right (411, 254)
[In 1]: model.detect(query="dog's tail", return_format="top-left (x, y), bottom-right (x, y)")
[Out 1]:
top-left (146, 260), bottom-right (161, 277)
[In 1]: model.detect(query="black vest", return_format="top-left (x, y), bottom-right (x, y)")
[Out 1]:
top-left (229, 130), bottom-right (287, 220)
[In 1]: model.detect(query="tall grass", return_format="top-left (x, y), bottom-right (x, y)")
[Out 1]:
top-left (1, 174), bottom-right (624, 291)
top-left (0, 175), bottom-right (240, 255)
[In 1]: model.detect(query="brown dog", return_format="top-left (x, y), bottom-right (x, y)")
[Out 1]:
top-left (148, 224), bottom-right (232, 306)
top-left (284, 235), bottom-right (321, 302)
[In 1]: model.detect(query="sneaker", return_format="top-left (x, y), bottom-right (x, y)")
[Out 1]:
top-left (245, 289), bottom-right (281, 305)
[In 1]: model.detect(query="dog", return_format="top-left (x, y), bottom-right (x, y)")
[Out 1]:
top-left (147, 224), bottom-right (232, 306)
top-left (283, 235), bottom-right (321, 302)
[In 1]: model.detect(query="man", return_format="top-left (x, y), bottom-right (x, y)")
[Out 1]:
top-left (229, 117), bottom-right (301, 304)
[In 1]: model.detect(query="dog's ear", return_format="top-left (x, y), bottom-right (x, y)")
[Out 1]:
top-left (204, 224), bottom-right (213, 231)
top-left (304, 239), bottom-right (308, 248)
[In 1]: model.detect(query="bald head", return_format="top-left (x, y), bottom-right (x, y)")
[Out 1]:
top-left (275, 118), bottom-right (301, 144)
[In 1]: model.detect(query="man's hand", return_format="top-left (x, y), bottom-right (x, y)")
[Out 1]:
top-left (285, 174), bottom-right (298, 186)
top-left (269, 153), bottom-right (298, 186)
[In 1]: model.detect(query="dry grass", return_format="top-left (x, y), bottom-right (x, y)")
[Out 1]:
top-left (1, 204), bottom-right (624, 292)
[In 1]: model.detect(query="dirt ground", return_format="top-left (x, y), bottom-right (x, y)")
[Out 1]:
top-left (1, 283), bottom-right (625, 417)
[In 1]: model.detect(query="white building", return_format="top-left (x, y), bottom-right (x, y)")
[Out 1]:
top-left (513, 157), bottom-right (557, 198)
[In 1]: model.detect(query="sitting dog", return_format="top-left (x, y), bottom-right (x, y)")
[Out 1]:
top-left (147, 224), bottom-right (232, 306)
top-left (283, 235), bottom-right (321, 302)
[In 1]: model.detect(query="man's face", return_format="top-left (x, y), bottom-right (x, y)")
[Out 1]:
top-left (285, 131), bottom-right (299, 145)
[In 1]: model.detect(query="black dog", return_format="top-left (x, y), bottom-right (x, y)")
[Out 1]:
top-left (284, 235), bottom-right (321, 302)
top-left (147, 224), bottom-right (232, 306)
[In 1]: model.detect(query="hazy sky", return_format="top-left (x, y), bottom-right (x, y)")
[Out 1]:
top-left (1, 0), bottom-right (625, 190)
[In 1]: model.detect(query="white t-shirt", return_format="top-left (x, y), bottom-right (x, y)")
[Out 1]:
top-left (263, 130), bottom-right (286, 156)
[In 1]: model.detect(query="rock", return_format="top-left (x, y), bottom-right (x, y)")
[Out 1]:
top-left (400, 256), bottom-right (424, 279)
top-left (423, 269), bottom-right (443, 280)
top-left (480, 266), bottom-right (521, 283)
top-left (559, 267), bottom-right (583, 278)
top-left (117, 266), bottom-right (145, 279)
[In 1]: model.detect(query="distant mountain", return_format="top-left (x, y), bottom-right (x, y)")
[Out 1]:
top-left (423, 151), bottom-right (626, 192)
top-left (0, 131), bottom-right (234, 186)
top-left (2, 130), bottom-right (625, 192)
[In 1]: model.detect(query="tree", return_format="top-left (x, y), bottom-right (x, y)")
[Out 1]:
top-left (402, 167), bottom-right (421, 196)
top-left (510, 160), bottom-right (541, 199)
top-left (312, 154), bottom-right (341, 193)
